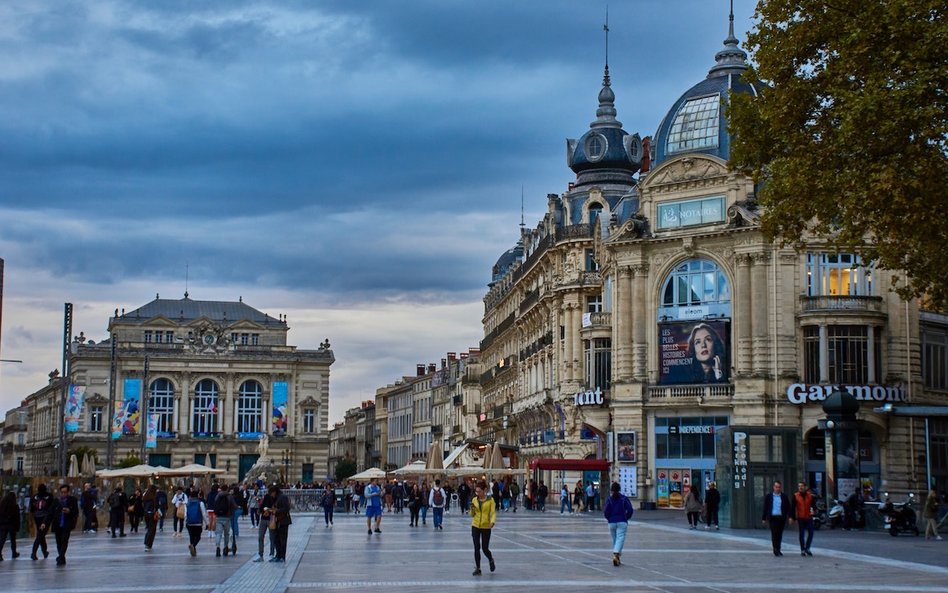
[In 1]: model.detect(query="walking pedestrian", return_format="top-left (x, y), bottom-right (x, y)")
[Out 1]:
top-left (560, 483), bottom-right (573, 514)
top-left (585, 481), bottom-right (596, 512)
top-left (430, 479), bottom-right (447, 530)
top-left (253, 486), bottom-right (276, 561)
top-left (704, 482), bottom-right (720, 530)
top-left (684, 487), bottom-right (702, 529)
top-left (420, 481), bottom-right (430, 525)
top-left (0, 491), bottom-right (22, 560)
top-left (573, 481), bottom-right (584, 513)
top-left (924, 488), bottom-right (942, 541)
top-left (127, 488), bottom-right (143, 534)
top-left (213, 484), bottom-right (236, 557)
top-left (184, 489), bottom-right (208, 557)
top-left (51, 484), bottom-right (79, 565)
top-left (248, 483), bottom-right (261, 527)
top-left (537, 481), bottom-right (549, 511)
top-left (270, 485), bottom-right (291, 563)
top-left (457, 479), bottom-right (471, 513)
top-left (365, 477), bottom-right (383, 534)
top-left (604, 482), bottom-right (634, 566)
top-left (407, 483), bottom-right (421, 527)
top-left (156, 487), bottom-right (168, 533)
top-left (170, 486), bottom-right (188, 538)
top-left (232, 484), bottom-right (247, 539)
top-left (80, 483), bottom-right (98, 533)
top-left (320, 484), bottom-right (335, 528)
top-left (470, 480), bottom-right (496, 576)
top-left (792, 482), bottom-right (815, 556)
top-left (509, 480), bottom-right (520, 513)
top-left (29, 483), bottom-right (55, 560)
top-left (141, 485), bottom-right (159, 552)
top-left (761, 480), bottom-right (792, 556)
top-left (107, 485), bottom-right (127, 538)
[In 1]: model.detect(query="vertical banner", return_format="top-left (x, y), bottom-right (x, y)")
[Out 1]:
top-left (118, 378), bottom-right (142, 435)
top-left (111, 401), bottom-right (124, 440)
top-left (145, 413), bottom-right (159, 449)
top-left (272, 381), bottom-right (288, 435)
top-left (64, 385), bottom-right (86, 432)
top-left (658, 320), bottom-right (731, 385)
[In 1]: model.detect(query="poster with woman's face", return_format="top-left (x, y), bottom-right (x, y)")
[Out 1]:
top-left (658, 320), bottom-right (731, 385)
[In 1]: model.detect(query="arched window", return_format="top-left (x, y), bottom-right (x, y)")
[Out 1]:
top-left (588, 202), bottom-right (603, 227)
top-left (192, 379), bottom-right (219, 435)
top-left (237, 380), bottom-right (263, 434)
top-left (149, 378), bottom-right (175, 436)
top-left (659, 259), bottom-right (731, 317)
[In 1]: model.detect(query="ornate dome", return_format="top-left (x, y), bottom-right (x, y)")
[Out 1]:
top-left (566, 65), bottom-right (643, 187)
top-left (652, 11), bottom-right (765, 167)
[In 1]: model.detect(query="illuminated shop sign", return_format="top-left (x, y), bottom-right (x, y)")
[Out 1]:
top-left (785, 383), bottom-right (907, 405)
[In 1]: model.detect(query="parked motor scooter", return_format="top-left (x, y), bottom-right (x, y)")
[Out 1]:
top-left (881, 492), bottom-right (919, 537)
top-left (813, 498), bottom-right (829, 530)
top-left (827, 499), bottom-right (845, 529)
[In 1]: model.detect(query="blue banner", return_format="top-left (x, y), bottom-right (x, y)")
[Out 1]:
top-left (115, 378), bottom-right (142, 435)
top-left (64, 384), bottom-right (85, 432)
top-left (272, 381), bottom-right (288, 436)
top-left (146, 413), bottom-right (158, 449)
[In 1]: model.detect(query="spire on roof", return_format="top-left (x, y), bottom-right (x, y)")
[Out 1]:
top-left (591, 9), bottom-right (621, 129)
top-left (708, 0), bottom-right (749, 77)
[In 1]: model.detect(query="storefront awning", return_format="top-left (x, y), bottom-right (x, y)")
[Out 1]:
top-left (528, 458), bottom-right (610, 471)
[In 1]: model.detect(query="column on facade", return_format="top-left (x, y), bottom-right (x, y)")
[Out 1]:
top-left (615, 266), bottom-right (633, 380)
top-left (867, 326), bottom-right (876, 383)
top-left (631, 264), bottom-right (648, 379)
top-left (736, 254), bottom-right (753, 375)
top-left (751, 253), bottom-right (770, 375)
top-left (572, 303), bottom-right (582, 384)
top-left (561, 303), bottom-right (572, 382)
top-left (819, 324), bottom-right (829, 383)
top-left (223, 374), bottom-right (234, 436)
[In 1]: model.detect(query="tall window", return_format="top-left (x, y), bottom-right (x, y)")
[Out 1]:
top-left (585, 249), bottom-right (599, 272)
top-left (587, 294), bottom-right (603, 313)
top-left (806, 253), bottom-right (874, 296)
top-left (303, 409), bottom-right (316, 434)
top-left (585, 338), bottom-right (612, 391)
top-left (193, 379), bottom-right (219, 435)
top-left (659, 259), bottom-right (731, 317)
top-left (149, 378), bottom-right (175, 436)
top-left (144, 331), bottom-right (153, 343)
top-left (804, 325), bottom-right (881, 384)
top-left (165, 330), bottom-right (174, 343)
top-left (251, 333), bottom-right (260, 346)
top-left (588, 202), bottom-right (603, 227)
top-left (237, 380), bottom-right (263, 434)
top-left (89, 405), bottom-right (103, 432)
top-left (923, 328), bottom-right (948, 390)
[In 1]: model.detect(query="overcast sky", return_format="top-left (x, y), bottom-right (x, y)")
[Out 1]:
top-left (0, 0), bottom-right (757, 426)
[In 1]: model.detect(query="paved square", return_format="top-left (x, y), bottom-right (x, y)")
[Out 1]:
top-left (1, 509), bottom-right (946, 593)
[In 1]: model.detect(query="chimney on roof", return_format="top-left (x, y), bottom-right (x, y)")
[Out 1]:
top-left (460, 352), bottom-right (469, 359)
top-left (416, 364), bottom-right (425, 376)
top-left (441, 358), bottom-right (447, 369)
top-left (447, 352), bottom-right (457, 360)
top-left (428, 363), bottom-right (436, 374)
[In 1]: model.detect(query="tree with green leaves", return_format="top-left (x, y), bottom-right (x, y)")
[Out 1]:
top-left (729, 0), bottom-right (948, 306)
top-left (334, 458), bottom-right (357, 483)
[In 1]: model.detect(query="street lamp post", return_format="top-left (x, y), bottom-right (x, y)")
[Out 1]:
top-left (282, 449), bottom-right (291, 485)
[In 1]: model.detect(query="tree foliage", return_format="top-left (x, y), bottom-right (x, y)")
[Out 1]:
top-left (729, 0), bottom-right (948, 306)
top-left (116, 454), bottom-right (143, 469)
top-left (333, 458), bottom-right (357, 483)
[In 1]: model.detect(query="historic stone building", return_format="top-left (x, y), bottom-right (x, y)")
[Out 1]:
top-left (23, 295), bottom-right (334, 484)
top-left (480, 13), bottom-right (948, 513)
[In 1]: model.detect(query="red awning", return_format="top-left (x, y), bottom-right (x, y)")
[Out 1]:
top-left (528, 458), bottom-right (610, 471)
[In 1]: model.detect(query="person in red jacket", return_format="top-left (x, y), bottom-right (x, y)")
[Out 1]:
top-left (792, 482), bottom-right (815, 557)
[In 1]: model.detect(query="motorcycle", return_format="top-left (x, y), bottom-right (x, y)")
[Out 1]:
top-left (881, 492), bottom-right (919, 537)
top-left (813, 498), bottom-right (828, 530)
top-left (827, 499), bottom-right (845, 529)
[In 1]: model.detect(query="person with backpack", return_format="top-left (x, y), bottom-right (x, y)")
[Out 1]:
top-left (206, 484), bottom-right (220, 535)
top-left (429, 479), bottom-right (447, 530)
top-left (184, 488), bottom-right (208, 557)
top-left (29, 484), bottom-right (55, 560)
top-left (230, 485), bottom-right (246, 539)
top-left (170, 486), bottom-right (188, 538)
top-left (213, 486), bottom-right (236, 557)
top-left (142, 485), bottom-right (159, 552)
top-left (603, 482), bottom-right (634, 566)
top-left (108, 485), bottom-right (127, 538)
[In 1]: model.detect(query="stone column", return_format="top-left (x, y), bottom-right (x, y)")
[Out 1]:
top-left (572, 303), bottom-right (583, 384)
top-left (631, 264), bottom-right (649, 378)
top-left (222, 374), bottom-right (234, 436)
top-left (819, 324), bottom-right (829, 383)
top-left (751, 252), bottom-right (771, 375)
top-left (867, 325), bottom-right (876, 383)
top-left (562, 304), bottom-right (573, 382)
top-left (736, 254), bottom-right (753, 375)
top-left (615, 266), bottom-right (633, 380)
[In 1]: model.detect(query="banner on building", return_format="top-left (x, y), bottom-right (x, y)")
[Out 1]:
top-left (146, 413), bottom-right (159, 449)
top-left (658, 320), bottom-right (731, 385)
top-left (63, 384), bottom-right (86, 432)
top-left (272, 381), bottom-right (288, 436)
top-left (112, 378), bottom-right (142, 436)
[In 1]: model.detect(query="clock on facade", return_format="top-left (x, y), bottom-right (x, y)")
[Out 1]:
top-left (202, 333), bottom-right (216, 346)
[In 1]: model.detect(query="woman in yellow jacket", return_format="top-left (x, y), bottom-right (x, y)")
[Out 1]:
top-left (469, 480), bottom-right (496, 576)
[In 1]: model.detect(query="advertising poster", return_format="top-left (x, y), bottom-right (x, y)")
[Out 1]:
top-left (616, 432), bottom-right (636, 462)
top-left (618, 466), bottom-right (637, 498)
top-left (658, 320), bottom-right (731, 385)
top-left (63, 384), bottom-right (86, 432)
top-left (657, 469), bottom-right (670, 507)
top-left (113, 378), bottom-right (142, 436)
top-left (669, 469), bottom-right (684, 508)
top-left (272, 381), bottom-right (288, 435)
top-left (145, 413), bottom-right (159, 449)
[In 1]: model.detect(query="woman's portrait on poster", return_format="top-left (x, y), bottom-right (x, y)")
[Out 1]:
top-left (685, 322), bottom-right (729, 383)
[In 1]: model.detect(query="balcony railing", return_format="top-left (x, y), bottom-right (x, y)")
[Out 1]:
top-left (582, 311), bottom-right (612, 328)
top-left (800, 295), bottom-right (885, 314)
top-left (431, 424), bottom-right (443, 435)
top-left (646, 384), bottom-right (734, 400)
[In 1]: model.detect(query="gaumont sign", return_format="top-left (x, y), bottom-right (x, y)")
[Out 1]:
top-left (786, 383), bottom-right (908, 405)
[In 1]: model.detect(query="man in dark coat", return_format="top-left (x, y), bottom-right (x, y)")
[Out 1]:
top-left (108, 486), bottom-right (127, 538)
top-left (80, 483), bottom-right (98, 533)
top-left (704, 482), bottom-right (721, 530)
top-left (51, 484), bottom-right (80, 565)
top-left (29, 483), bottom-right (55, 560)
top-left (761, 480), bottom-right (793, 556)
top-left (270, 485), bottom-right (292, 562)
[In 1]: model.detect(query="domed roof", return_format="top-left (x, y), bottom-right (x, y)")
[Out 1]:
top-left (652, 12), bottom-right (765, 167)
top-left (490, 240), bottom-right (524, 285)
top-left (566, 65), bottom-right (643, 186)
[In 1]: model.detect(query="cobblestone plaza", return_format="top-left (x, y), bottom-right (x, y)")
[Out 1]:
top-left (2, 510), bottom-right (945, 593)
